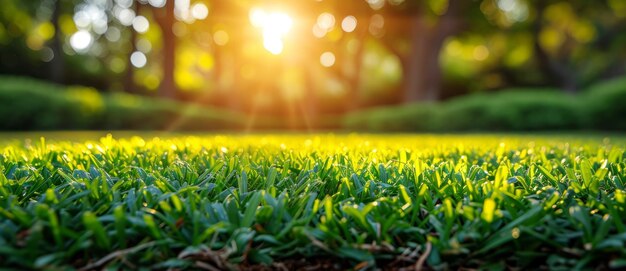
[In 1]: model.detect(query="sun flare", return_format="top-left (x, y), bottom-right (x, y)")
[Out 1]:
top-left (249, 8), bottom-right (293, 55)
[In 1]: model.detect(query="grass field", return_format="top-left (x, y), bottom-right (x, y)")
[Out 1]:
top-left (1, 133), bottom-right (625, 270)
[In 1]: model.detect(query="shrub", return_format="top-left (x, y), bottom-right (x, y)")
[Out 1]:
top-left (432, 94), bottom-right (493, 131)
top-left (0, 76), bottom-right (243, 130)
top-left (0, 77), bottom-right (103, 130)
top-left (344, 88), bottom-right (587, 132)
top-left (436, 90), bottom-right (584, 131)
top-left (3, 75), bottom-right (626, 132)
top-left (100, 94), bottom-right (246, 130)
top-left (344, 104), bottom-right (438, 131)
top-left (585, 76), bottom-right (626, 130)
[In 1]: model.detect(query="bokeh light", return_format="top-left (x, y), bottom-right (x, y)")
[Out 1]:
top-left (116, 8), bottom-right (135, 26)
top-left (213, 30), bottom-right (229, 46)
top-left (320, 51), bottom-right (335, 67)
top-left (132, 16), bottom-right (149, 33)
top-left (312, 24), bottom-right (326, 38)
top-left (115, 0), bottom-right (133, 9)
top-left (250, 9), bottom-right (293, 55)
top-left (41, 47), bottom-right (54, 62)
top-left (473, 45), bottom-right (490, 61)
top-left (70, 30), bottom-right (93, 52)
top-left (341, 16), bottom-right (357, 32)
top-left (136, 38), bottom-right (152, 53)
top-left (191, 3), bottom-right (209, 20)
top-left (366, 0), bottom-right (385, 10)
top-left (105, 27), bottom-right (121, 42)
top-left (369, 14), bottom-right (385, 36)
top-left (317, 13), bottom-right (335, 30)
top-left (148, 0), bottom-right (166, 8)
top-left (264, 38), bottom-right (284, 55)
top-left (130, 51), bottom-right (147, 68)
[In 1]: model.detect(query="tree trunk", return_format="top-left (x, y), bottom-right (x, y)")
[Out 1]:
top-left (49, 0), bottom-right (64, 84)
top-left (396, 0), bottom-right (464, 103)
top-left (402, 18), bottom-right (442, 102)
top-left (532, 2), bottom-right (578, 93)
top-left (154, 0), bottom-right (177, 98)
top-left (123, 2), bottom-right (139, 93)
top-left (303, 67), bottom-right (318, 128)
top-left (344, 26), bottom-right (368, 112)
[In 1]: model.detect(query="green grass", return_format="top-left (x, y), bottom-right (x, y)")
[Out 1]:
top-left (1, 134), bottom-right (625, 270)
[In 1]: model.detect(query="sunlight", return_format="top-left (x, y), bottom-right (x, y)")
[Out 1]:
top-left (70, 30), bottom-right (93, 52)
top-left (320, 51), bottom-right (335, 67)
top-left (249, 8), bottom-right (293, 55)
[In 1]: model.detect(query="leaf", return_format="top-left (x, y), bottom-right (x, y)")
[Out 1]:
top-left (113, 205), bottom-right (127, 246)
top-left (495, 164), bottom-right (509, 188)
top-left (324, 196), bottom-right (333, 222)
top-left (399, 185), bottom-right (412, 205)
top-left (337, 247), bottom-right (373, 262)
top-left (239, 170), bottom-right (248, 195)
top-left (83, 212), bottom-right (110, 249)
top-left (249, 249), bottom-right (273, 265)
top-left (608, 148), bottom-right (622, 163)
top-left (481, 198), bottom-right (496, 223)
top-left (241, 192), bottom-right (262, 228)
top-left (143, 214), bottom-right (162, 239)
top-left (34, 253), bottom-right (62, 268)
top-left (48, 209), bottom-right (62, 246)
top-left (580, 159), bottom-right (593, 189)
top-left (266, 167), bottom-right (278, 190)
top-left (569, 206), bottom-right (592, 240)
top-left (479, 205), bottom-right (543, 254)
top-left (538, 165), bottom-right (558, 183)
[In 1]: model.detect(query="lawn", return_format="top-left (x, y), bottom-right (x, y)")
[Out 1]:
top-left (1, 133), bottom-right (625, 270)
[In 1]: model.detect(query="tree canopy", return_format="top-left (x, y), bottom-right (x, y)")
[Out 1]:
top-left (1, 0), bottom-right (625, 115)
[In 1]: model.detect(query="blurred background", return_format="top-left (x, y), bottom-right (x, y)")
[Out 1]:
top-left (1, 0), bottom-right (626, 131)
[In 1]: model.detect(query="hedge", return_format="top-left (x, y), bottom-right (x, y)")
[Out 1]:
top-left (2, 75), bottom-right (626, 131)
top-left (0, 76), bottom-right (244, 131)
top-left (344, 78), bottom-right (626, 132)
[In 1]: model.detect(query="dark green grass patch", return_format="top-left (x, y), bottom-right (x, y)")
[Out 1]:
top-left (0, 134), bottom-right (625, 270)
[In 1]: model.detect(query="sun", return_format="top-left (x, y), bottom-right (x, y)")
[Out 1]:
top-left (249, 8), bottom-right (293, 55)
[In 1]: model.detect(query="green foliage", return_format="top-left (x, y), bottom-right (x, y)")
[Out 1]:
top-left (344, 104), bottom-right (439, 131)
top-left (344, 85), bottom-right (618, 132)
top-left (0, 77), bottom-right (102, 130)
top-left (3, 75), bottom-right (626, 132)
top-left (585, 76), bottom-right (626, 130)
top-left (0, 134), bottom-right (625, 269)
top-left (436, 90), bottom-right (584, 131)
top-left (102, 93), bottom-right (243, 130)
top-left (0, 76), bottom-right (244, 130)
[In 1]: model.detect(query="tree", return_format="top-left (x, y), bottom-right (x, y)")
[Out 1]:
top-left (149, 0), bottom-right (177, 98)
top-left (49, 0), bottom-right (65, 84)
top-left (529, 0), bottom-right (626, 92)
top-left (123, 2), bottom-right (140, 93)
top-left (373, 0), bottom-right (473, 103)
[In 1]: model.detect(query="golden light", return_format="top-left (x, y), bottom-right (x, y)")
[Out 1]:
top-left (249, 8), bottom-right (293, 55)
top-left (213, 30), bottom-right (229, 46)
top-left (366, 0), bottom-right (385, 10)
top-left (312, 24), bottom-right (327, 38)
top-left (320, 51), bottom-right (335, 67)
top-left (317, 13), bottom-right (335, 30)
top-left (263, 38), bottom-right (284, 55)
top-left (341, 16), bottom-right (357, 32)
top-left (191, 3), bottom-right (209, 20)
top-left (249, 8), bottom-right (266, 28)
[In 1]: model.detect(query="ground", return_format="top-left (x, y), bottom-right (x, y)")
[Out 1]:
top-left (0, 133), bottom-right (625, 270)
